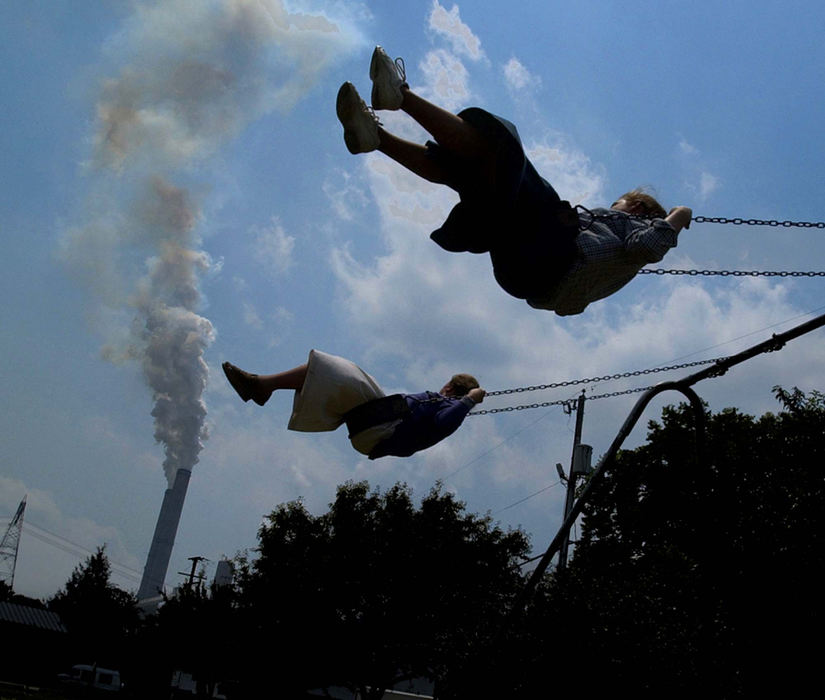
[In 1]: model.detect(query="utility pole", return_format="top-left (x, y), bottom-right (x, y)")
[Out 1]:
top-left (558, 392), bottom-right (592, 570)
top-left (178, 556), bottom-right (208, 588)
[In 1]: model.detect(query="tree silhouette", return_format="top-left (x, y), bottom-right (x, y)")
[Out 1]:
top-left (517, 387), bottom-right (825, 698)
top-left (48, 545), bottom-right (139, 670)
top-left (235, 480), bottom-right (531, 699)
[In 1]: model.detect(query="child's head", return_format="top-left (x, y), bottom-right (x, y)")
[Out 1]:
top-left (444, 373), bottom-right (480, 397)
top-left (612, 188), bottom-right (667, 218)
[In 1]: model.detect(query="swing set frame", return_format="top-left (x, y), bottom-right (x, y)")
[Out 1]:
top-left (511, 310), bottom-right (825, 618)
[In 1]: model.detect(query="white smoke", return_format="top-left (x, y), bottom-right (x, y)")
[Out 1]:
top-left (60, 0), bottom-right (362, 485)
top-left (133, 178), bottom-right (214, 482)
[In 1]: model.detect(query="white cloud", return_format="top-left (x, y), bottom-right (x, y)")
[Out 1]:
top-left (243, 301), bottom-right (264, 330)
top-left (250, 217), bottom-right (295, 275)
top-left (265, 306), bottom-right (295, 348)
top-left (679, 138), bottom-right (698, 155)
top-left (203, 403), bottom-right (356, 513)
top-left (417, 48), bottom-right (473, 111)
top-left (699, 171), bottom-right (721, 199)
top-left (323, 168), bottom-right (371, 221)
top-left (503, 57), bottom-right (541, 92)
top-left (526, 141), bottom-right (606, 206)
top-left (428, 1), bottom-right (484, 61)
top-left (676, 136), bottom-right (721, 202)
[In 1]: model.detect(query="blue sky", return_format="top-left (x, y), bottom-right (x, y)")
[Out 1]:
top-left (2, 0), bottom-right (824, 599)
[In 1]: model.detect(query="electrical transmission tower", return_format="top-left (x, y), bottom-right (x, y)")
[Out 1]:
top-left (1, 496), bottom-right (27, 590)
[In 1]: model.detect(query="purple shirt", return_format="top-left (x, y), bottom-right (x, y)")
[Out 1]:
top-left (369, 391), bottom-right (475, 459)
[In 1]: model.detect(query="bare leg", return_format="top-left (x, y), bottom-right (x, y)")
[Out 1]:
top-left (377, 130), bottom-right (450, 184)
top-left (338, 62), bottom-right (497, 188)
top-left (256, 364), bottom-right (307, 393)
top-left (376, 88), bottom-right (496, 188)
top-left (399, 89), bottom-right (492, 159)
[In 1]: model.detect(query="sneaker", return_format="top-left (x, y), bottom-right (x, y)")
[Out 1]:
top-left (370, 45), bottom-right (407, 110)
top-left (336, 82), bottom-right (381, 154)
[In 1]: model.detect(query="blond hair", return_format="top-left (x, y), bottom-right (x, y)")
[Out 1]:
top-left (613, 188), bottom-right (667, 218)
top-left (447, 373), bottom-right (480, 397)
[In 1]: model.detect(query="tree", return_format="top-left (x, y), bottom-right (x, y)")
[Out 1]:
top-left (520, 387), bottom-right (825, 698)
top-left (151, 577), bottom-right (241, 698)
top-left (234, 481), bottom-right (531, 699)
top-left (48, 546), bottom-right (139, 670)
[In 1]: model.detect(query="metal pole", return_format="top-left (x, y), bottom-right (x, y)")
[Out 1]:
top-left (558, 392), bottom-right (585, 570)
top-left (509, 382), bottom-right (706, 620)
top-left (497, 311), bottom-right (825, 647)
top-left (519, 311), bottom-right (825, 604)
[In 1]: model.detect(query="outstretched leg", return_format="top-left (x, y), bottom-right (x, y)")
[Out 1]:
top-left (222, 361), bottom-right (307, 407)
top-left (397, 90), bottom-right (492, 162)
top-left (337, 82), bottom-right (452, 184)
top-left (370, 46), bottom-right (492, 159)
top-left (375, 130), bottom-right (449, 184)
top-left (336, 47), bottom-right (497, 188)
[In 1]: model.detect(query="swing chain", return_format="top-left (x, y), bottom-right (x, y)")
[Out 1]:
top-left (470, 385), bottom-right (654, 416)
top-left (639, 269), bottom-right (825, 277)
top-left (693, 216), bottom-right (825, 228)
top-left (484, 357), bottom-right (727, 397)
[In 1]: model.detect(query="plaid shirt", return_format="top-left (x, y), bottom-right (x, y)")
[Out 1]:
top-left (527, 208), bottom-right (679, 316)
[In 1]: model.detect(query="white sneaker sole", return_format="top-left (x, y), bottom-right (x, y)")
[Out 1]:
top-left (370, 46), bottom-right (403, 111)
top-left (336, 82), bottom-right (379, 154)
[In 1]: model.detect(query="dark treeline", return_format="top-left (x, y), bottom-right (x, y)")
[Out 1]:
top-left (5, 386), bottom-right (822, 699)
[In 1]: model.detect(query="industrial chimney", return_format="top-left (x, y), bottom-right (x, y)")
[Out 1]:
top-left (137, 468), bottom-right (192, 601)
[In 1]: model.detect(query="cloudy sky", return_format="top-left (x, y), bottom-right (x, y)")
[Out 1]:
top-left (2, 0), bottom-right (824, 600)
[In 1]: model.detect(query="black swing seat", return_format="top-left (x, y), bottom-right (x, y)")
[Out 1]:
top-left (343, 394), bottom-right (411, 437)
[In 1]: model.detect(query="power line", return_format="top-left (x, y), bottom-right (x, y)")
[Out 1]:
top-left (441, 406), bottom-right (559, 480)
top-left (493, 480), bottom-right (563, 515)
top-left (643, 306), bottom-right (825, 366)
top-left (14, 520), bottom-right (145, 587)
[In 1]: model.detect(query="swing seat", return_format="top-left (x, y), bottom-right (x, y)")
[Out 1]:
top-left (343, 394), bottom-right (410, 437)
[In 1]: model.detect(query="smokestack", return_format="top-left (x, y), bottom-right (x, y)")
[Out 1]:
top-left (137, 468), bottom-right (192, 600)
top-left (57, 2), bottom-right (360, 608)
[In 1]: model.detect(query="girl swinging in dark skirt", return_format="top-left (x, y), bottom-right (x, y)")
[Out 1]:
top-left (337, 46), bottom-right (693, 316)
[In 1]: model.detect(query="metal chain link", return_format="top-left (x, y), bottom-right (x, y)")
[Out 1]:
top-left (466, 216), bottom-right (823, 418)
top-left (693, 216), bottom-right (825, 228)
top-left (469, 385), bottom-right (655, 416)
top-left (639, 269), bottom-right (825, 277)
top-left (484, 356), bottom-right (727, 397)
top-left (641, 217), bottom-right (825, 277)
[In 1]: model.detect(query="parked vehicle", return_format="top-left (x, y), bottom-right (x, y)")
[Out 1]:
top-left (58, 664), bottom-right (122, 692)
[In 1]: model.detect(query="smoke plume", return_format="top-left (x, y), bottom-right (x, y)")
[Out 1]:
top-left (60, 0), bottom-right (361, 485)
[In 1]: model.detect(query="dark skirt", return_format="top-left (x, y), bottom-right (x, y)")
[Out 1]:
top-left (428, 108), bottom-right (578, 300)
